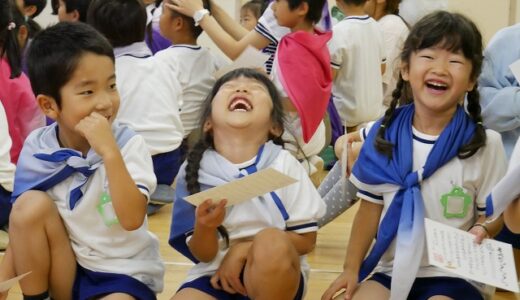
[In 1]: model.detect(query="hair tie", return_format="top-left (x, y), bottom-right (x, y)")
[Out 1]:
top-left (477, 121), bottom-right (483, 125)
top-left (7, 22), bottom-right (16, 31)
top-left (380, 124), bottom-right (386, 128)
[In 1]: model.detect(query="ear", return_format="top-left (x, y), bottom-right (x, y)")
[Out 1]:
top-left (467, 78), bottom-right (476, 92)
top-left (23, 5), bottom-right (37, 17)
top-left (174, 16), bottom-right (184, 31)
top-left (296, 2), bottom-right (309, 18)
top-left (71, 9), bottom-right (80, 22)
top-left (37, 94), bottom-right (60, 120)
top-left (203, 119), bottom-right (213, 133)
top-left (400, 62), bottom-right (410, 82)
top-left (17, 25), bottom-right (28, 49)
top-left (269, 123), bottom-right (283, 138)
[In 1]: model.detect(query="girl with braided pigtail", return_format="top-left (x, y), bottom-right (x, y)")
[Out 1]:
top-left (170, 68), bottom-right (325, 300)
top-left (323, 11), bottom-right (507, 300)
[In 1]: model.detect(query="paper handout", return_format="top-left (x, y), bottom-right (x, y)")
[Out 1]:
top-left (214, 46), bottom-right (270, 78)
top-left (184, 168), bottom-right (298, 207)
top-left (425, 218), bottom-right (519, 292)
top-left (0, 271), bottom-right (31, 292)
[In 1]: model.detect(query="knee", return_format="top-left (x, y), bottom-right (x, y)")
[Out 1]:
top-left (249, 228), bottom-right (299, 273)
top-left (10, 191), bottom-right (57, 229)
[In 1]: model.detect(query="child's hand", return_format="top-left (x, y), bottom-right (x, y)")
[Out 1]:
top-left (75, 112), bottom-right (118, 158)
top-left (167, 0), bottom-right (204, 18)
top-left (469, 223), bottom-right (489, 244)
top-left (321, 268), bottom-right (358, 300)
top-left (195, 199), bottom-right (227, 229)
top-left (210, 241), bottom-right (251, 296)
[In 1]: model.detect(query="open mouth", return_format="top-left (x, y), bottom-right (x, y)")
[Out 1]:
top-left (228, 97), bottom-right (253, 112)
top-left (425, 80), bottom-right (448, 91)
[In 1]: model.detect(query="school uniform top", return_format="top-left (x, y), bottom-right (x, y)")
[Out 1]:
top-left (378, 14), bottom-right (409, 106)
top-left (114, 42), bottom-right (184, 156)
top-left (154, 45), bottom-right (227, 137)
top-left (479, 23), bottom-right (520, 158)
top-left (0, 58), bottom-right (45, 163)
top-left (180, 149), bottom-right (326, 283)
top-left (0, 104), bottom-right (15, 192)
top-left (328, 15), bottom-right (386, 127)
top-left (356, 124), bottom-right (507, 289)
top-left (20, 123), bottom-right (164, 293)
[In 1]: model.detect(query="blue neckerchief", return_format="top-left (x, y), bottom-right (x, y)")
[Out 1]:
top-left (351, 104), bottom-right (476, 300)
top-left (12, 122), bottom-right (135, 210)
top-left (169, 142), bottom-right (285, 263)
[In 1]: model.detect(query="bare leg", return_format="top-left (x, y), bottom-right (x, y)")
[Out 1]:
top-left (9, 191), bottom-right (76, 300)
top-left (0, 246), bottom-right (15, 300)
top-left (171, 288), bottom-right (217, 300)
top-left (100, 293), bottom-right (136, 300)
top-left (331, 280), bottom-right (390, 300)
top-left (243, 228), bottom-right (300, 300)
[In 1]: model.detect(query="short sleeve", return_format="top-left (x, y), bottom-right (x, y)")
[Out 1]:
top-left (475, 130), bottom-right (507, 214)
top-left (255, 3), bottom-right (289, 44)
top-left (328, 30), bottom-right (344, 70)
top-left (277, 152), bottom-right (325, 234)
top-left (120, 135), bottom-right (157, 201)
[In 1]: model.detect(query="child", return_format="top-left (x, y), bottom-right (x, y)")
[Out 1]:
top-left (156, 0), bottom-right (227, 140)
top-left (239, 0), bottom-right (266, 31)
top-left (364, 0), bottom-right (409, 106)
top-left (9, 22), bottom-right (164, 299)
top-left (0, 0), bottom-right (44, 164)
top-left (329, 0), bottom-right (386, 131)
top-left (169, 68), bottom-right (325, 299)
top-left (170, 0), bottom-right (332, 175)
top-left (87, 0), bottom-right (185, 211)
top-left (145, 0), bottom-right (173, 54)
top-left (0, 102), bottom-right (15, 246)
top-left (57, 0), bottom-right (92, 22)
top-left (322, 11), bottom-right (507, 300)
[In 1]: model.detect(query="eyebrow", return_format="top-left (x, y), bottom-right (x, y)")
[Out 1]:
top-left (75, 74), bottom-right (116, 89)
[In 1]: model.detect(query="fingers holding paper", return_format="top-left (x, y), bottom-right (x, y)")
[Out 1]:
top-left (195, 199), bottom-right (227, 229)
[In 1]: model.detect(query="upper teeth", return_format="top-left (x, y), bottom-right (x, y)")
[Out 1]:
top-left (428, 81), bottom-right (447, 87)
top-left (230, 98), bottom-right (252, 111)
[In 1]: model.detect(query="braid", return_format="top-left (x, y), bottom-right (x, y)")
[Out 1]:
top-left (184, 133), bottom-right (229, 247)
top-left (374, 76), bottom-right (405, 158)
top-left (458, 85), bottom-right (486, 159)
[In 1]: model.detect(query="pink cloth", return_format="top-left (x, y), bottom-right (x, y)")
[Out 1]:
top-left (277, 29), bottom-right (332, 143)
top-left (0, 58), bottom-right (44, 163)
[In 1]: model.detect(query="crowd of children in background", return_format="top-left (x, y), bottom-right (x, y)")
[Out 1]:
top-left (1, 0), bottom-right (520, 299)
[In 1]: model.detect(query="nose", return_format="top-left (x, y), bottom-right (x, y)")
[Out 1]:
top-left (95, 91), bottom-right (114, 111)
top-left (235, 88), bottom-right (248, 93)
top-left (431, 59), bottom-right (449, 76)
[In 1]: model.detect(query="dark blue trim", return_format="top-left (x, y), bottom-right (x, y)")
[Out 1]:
top-left (119, 54), bottom-right (152, 59)
top-left (137, 184), bottom-right (149, 193)
top-left (255, 23), bottom-right (278, 44)
top-left (476, 206), bottom-right (486, 211)
top-left (412, 133), bottom-right (436, 144)
top-left (362, 128), bottom-right (368, 140)
top-left (169, 45), bottom-right (202, 51)
top-left (358, 189), bottom-right (384, 201)
top-left (287, 222), bottom-right (318, 231)
top-left (331, 62), bottom-right (341, 68)
top-left (344, 15), bottom-right (370, 21)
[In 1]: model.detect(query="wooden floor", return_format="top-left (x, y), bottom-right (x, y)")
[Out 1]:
top-left (3, 201), bottom-right (520, 299)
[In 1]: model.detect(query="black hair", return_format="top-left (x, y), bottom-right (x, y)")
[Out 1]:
top-left (241, 0), bottom-right (268, 20)
top-left (385, 0), bottom-right (401, 15)
top-left (164, 0), bottom-right (211, 39)
top-left (63, 0), bottom-right (92, 22)
top-left (287, 0), bottom-right (325, 24)
top-left (375, 11), bottom-right (485, 160)
top-left (23, 0), bottom-right (47, 17)
top-left (51, 0), bottom-right (58, 14)
top-left (185, 68), bottom-right (285, 246)
top-left (27, 22), bottom-right (114, 106)
top-left (340, 0), bottom-right (368, 6)
top-left (87, 0), bottom-right (146, 48)
top-left (0, 0), bottom-right (22, 78)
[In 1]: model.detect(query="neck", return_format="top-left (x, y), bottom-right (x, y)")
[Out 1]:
top-left (291, 20), bottom-right (314, 33)
top-left (412, 105), bottom-right (458, 136)
top-left (57, 125), bottom-right (91, 156)
top-left (212, 130), bottom-right (268, 164)
top-left (342, 4), bottom-right (367, 17)
top-left (172, 35), bottom-right (197, 46)
top-left (373, 7), bottom-right (387, 20)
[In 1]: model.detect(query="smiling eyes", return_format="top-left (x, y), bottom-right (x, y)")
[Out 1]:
top-left (418, 54), bottom-right (465, 65)
top-left (77, 83), bottom-right (117, 96)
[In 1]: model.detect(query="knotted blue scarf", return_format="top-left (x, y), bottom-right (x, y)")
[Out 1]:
top-left (12, 122), bottom-right (135, 210)
top-left (169, 141), bottom-right (286, 263)
top-left (350, 104), bottom-right (476, 300)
